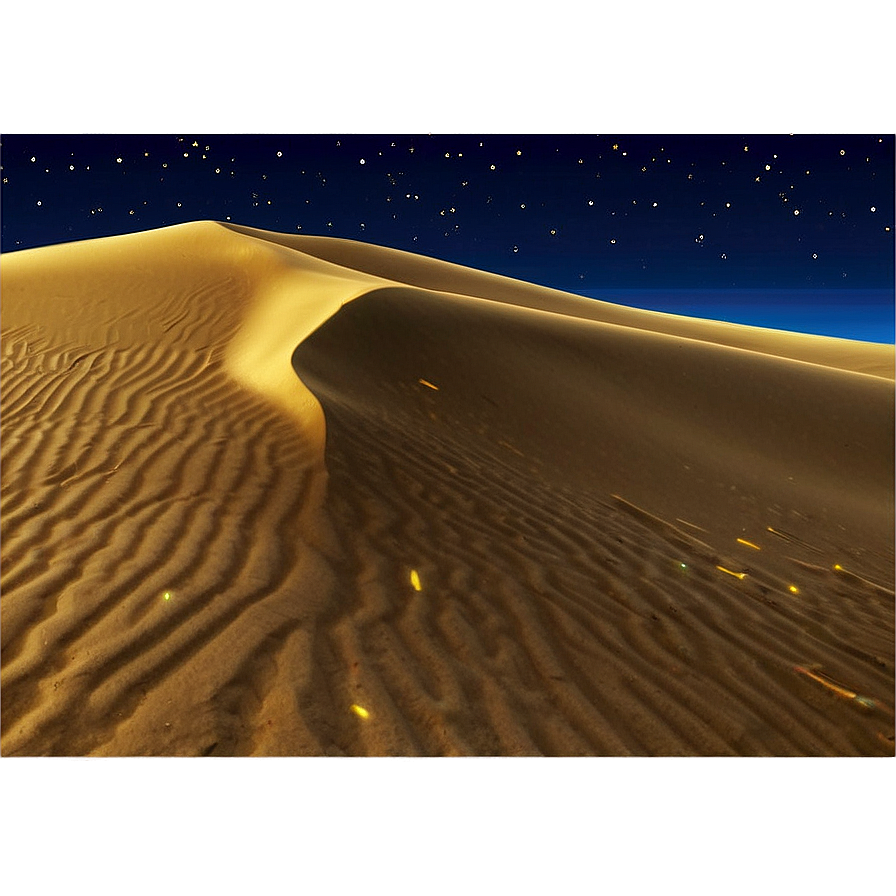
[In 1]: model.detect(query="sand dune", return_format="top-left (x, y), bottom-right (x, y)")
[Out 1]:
top-left (1, 221), bottom-right (893, 755)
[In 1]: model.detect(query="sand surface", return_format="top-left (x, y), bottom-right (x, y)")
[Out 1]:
top-left (1, 221), bottom-right (893, 755)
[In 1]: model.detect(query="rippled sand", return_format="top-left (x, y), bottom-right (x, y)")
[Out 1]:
top-left (2, 221), bottom-right (892, 755)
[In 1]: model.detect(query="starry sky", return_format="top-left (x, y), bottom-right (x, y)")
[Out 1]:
top-left (2, 134), bottom-right (893, 339)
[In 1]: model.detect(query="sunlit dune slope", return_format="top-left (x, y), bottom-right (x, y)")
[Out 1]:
top-left (2, 222), bottom-right (893, 756)
top-left (226, 222), bottom-right (895, 380)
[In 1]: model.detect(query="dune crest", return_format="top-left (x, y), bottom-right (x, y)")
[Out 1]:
top-left (2, 222), bottom-right (893, 755)
top-left (224, 222), bottom-right (895, 381)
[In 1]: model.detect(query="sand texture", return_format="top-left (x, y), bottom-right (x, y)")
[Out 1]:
top-left (1, 221), bottom-right (893, 756)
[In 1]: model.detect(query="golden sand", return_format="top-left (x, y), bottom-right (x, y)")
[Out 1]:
top-left (1, 221), bottom-right (893, 755)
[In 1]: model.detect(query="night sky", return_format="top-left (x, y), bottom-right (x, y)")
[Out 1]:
top-left (2, 134), bottom-right (893, 340)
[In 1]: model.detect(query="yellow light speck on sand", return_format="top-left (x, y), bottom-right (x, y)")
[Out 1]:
top-left (418, 378), bottom-right (439, 391)
top-left (736, 538), bottom-right (761, 550)
top-left (497, 439), bottom-right (525, 457)
top-left (163, 591), bottom-right (172, 602)
top-left (716, 566), bottom-right (747, 580)
top-left (794, 665), bottom-right (874, 707)
top-left (675, 517), bottom-right (709, 533)
top-left (350, 704), bottom-right (370, 720)
top-left (789, 585), bottom-right (800, 594)
top-left (410, 569), bottom-right (422, 591)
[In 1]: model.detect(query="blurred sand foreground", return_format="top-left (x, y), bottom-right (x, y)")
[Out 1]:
top-left (1, 221), bottom-right (893, 755)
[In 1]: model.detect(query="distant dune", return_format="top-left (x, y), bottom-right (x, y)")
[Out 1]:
top-left (1, 221), bottom-right (893, 755)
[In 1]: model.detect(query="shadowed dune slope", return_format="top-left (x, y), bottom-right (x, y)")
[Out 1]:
top-left (292, 285), bottom-right (894, 756)
top-left (2, 222), bottom-right (893, 755)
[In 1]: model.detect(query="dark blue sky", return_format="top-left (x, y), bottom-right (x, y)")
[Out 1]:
top-left (1, 133), bottom-right (892, 300)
